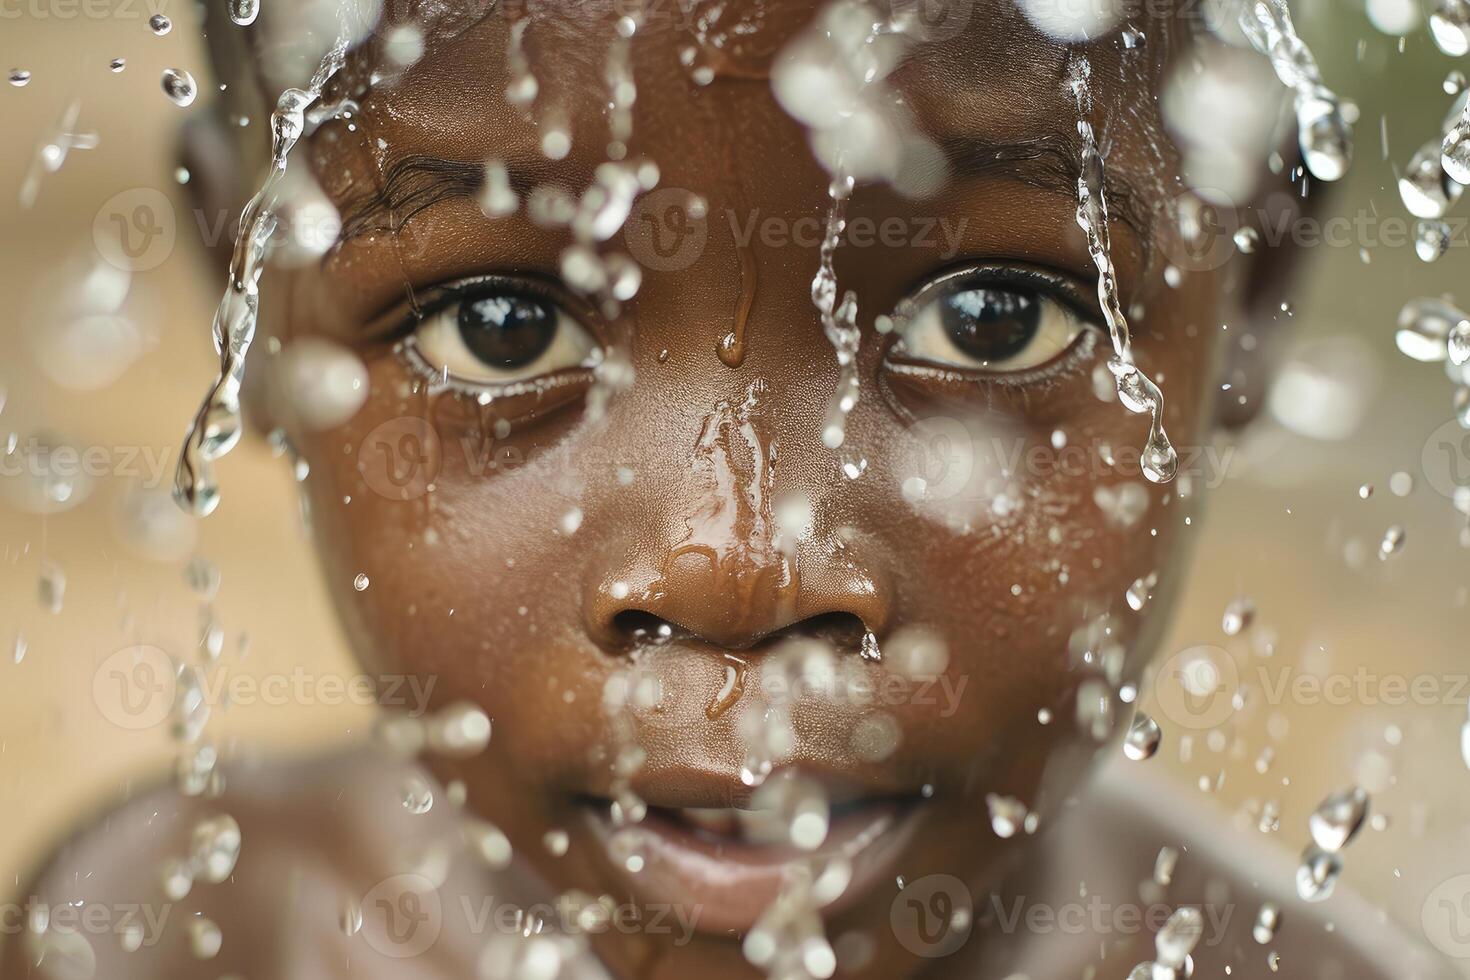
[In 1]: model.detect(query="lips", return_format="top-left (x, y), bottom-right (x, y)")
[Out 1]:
top-left (579, 769), bottom-right (926, 934)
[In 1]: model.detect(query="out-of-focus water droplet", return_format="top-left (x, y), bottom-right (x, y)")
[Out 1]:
top-left (160, 857), bottom-right (195, 901)
top-left (13, 632), bottom-right (26, 665)
top-left (1124, 712), bottom-right (1162, 761)
top-left (1155, 906), bottom-right (1203, 968)
top-left (1125, 572), bottom-right (1157, 611)
top-left (1416, 219), bottom-right (1453, 262)
top-left (188, 916), bottom-right (221, 959)
top-left (1397, 297), bottom-right (1468, 362)
top-left (1389, 471), bottom-right (1415, 496)
top-left (1431, 0), bottom-right (1470, 55)
top-left (1233, 226), bottom-right (1259, 253)
top-left (1222, 597), bottom-right (1255, 636)
top-left (1358, 483), bottom-right (1373, 499)
top-left (161, 69), bottom-right (197, 107)
top-left (467, 819), bottom-right (514, 870)
top-left (1295, 845), bottom-right (1342, 901)
top-left (353, 572), bottom-right (369, 592)
top-left (986, 793), bottom-right (1030, 838)
top-left (1399, 140), bottom-right (1462, 219)
top-left (9, 69), bottom-right (32, 87)
top-left (1309, 786), bottom-right (1368, 851)
top-left (402, 774), bottom-right (434, 814)
top-left (543, 828), bottom-right (570, 856)
top-left (39, 562), bottom-right (65, 614)
top-left (428, 701), bottom-right (492, 757)
top-left (1253, 902), bottom-right (1281, 944)
top-left (1449, 70), bottom-right (1468, 94)
top-left (229, 0), bottom-right (260, 27)
top-left (1378, 525), bottom-right (1406, 559)
top-left (191, 814), bottom-right (241, 882)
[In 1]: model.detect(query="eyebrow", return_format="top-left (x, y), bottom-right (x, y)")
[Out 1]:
top-left (335, 135), bottom-right (1157, 254)
top-left (938, 133), bottom-right (1157, 251)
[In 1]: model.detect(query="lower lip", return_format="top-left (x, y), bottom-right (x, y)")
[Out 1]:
top-left (582, 797), bottom-right (924, 934)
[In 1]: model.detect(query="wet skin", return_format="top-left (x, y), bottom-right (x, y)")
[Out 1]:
top-left (232, 1), bottom-right (1233, 976)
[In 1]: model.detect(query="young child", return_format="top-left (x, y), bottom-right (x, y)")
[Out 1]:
top-left (3, 1), bottom-right (1454, 977)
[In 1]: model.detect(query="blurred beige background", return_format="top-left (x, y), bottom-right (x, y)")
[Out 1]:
top-left (2, 0), bottom-right (1469, 965)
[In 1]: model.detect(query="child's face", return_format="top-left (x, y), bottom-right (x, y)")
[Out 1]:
top-left (248, 1), bottom-right (1223, 973)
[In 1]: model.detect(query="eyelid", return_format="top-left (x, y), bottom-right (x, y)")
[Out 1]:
top-left (360, 272), bottom-right (603, 345)
top-left (891, 263), bottom-right (1103, 332)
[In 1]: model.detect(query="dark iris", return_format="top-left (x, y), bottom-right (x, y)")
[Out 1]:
top-left (939, 286), bottom-right (1040, 363)
top-left (456, 294), bottom-right (557, 369)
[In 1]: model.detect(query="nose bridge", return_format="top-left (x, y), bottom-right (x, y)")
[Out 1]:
top-left (583, 377), bottom-right (890, 651)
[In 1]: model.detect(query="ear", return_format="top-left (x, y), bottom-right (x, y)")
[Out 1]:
top-left (1211, 151), bottom-right (1324, 431)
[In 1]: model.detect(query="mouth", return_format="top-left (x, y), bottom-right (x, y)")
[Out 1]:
top-left (578, 776), bottom-right (926, 934)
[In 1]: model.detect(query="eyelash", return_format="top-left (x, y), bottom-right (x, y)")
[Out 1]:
top-left (881, 263), bottom-right (1106, 386)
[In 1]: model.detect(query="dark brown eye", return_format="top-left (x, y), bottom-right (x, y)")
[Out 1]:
top-left (458, 295), bottom-right (558, 369)
top-left (939, 288), bottom-right (1041, 364)
top-left (409, 284), bottom-right (597, 386)
top-left (888, 273), bottom-right (1090, 374)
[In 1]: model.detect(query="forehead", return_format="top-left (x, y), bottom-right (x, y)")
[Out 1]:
top-left (244, 0), bottom-right (1186, 200)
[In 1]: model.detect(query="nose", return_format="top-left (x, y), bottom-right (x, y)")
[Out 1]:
top-left (585, 541), bottom-right (893, 653)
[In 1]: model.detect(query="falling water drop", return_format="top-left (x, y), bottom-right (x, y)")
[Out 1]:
top-left (1253, 902), bottom-right (1281, 944)
top-left (9, 69), bottom-right (31, 87)
top-left (1155, 906), bottom-right (1203, 969)
top-left (353, 573), bottom-right (370, 592)
top-left (1124, 712), bottom-right (1162, 761)
top-left (1431, 0), bottom-right (1470, 56)
top-left (1378, 525), bottom-right (1406, 560)
top-left (161, 69), bottom-right (197, 107)
top-left (1239, 0), bottom-right (1353, 182)
top-left (188, 917), bottom-right (222, 959)
top-left (229, 0), bottom-right (260, 27)
top-left (986, 793), bottom-right (1030, 838)
top-left (1295, 845), bottom-right (1342, 901)
top-left (1308, 786), bottom-right (1369, 851)
top-left (149, 13), bottom-right (172, 35)
top-left (1416, 220), bottom-right (1453, 262)
top-left (1222, 597), bottom-right (1256, 636)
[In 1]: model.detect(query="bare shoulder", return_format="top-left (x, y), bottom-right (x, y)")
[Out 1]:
top-left (985, 758), bottom-right (1459, 979)
top-left (0, 748), bottom-right (483, 980)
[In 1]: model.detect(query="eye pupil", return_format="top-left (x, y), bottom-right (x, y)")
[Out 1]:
top-left (457, 295), bottom-right (557, 368)
top-left (940, 287), bottom-right (1040, 363)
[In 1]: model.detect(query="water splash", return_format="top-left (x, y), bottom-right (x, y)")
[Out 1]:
top-left (1071, 62), bottom-right (1178, 484)
top-left (1238, 0), bottom-right (1353, 182)
top-left (173, 24), bottom-right (352, 516)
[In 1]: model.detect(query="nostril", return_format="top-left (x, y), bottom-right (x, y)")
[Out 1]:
top-left (611, 610), bottom-right (681, 645)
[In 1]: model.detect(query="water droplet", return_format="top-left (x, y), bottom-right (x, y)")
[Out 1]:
top-left (191, 814), bottom-right (241, 882)
top-left (1295, 845), bottom-right (1342, 901)
top-left (149, 13), bottom-right (172, 35)
top-left (1399, 140), bottom-right (1462, 219)
top-left (161, 68), bottom-right (197, 107)
top-left (39, 562), bottom-right (65, 614)
top-left (1308, 786), bottom-right (1368, 851)
top-left (543, 829), bottom-right (570, 856)
top-left (1416, 219), bottom-right (1452, 263)
top-left (229, 0), bottom-right (260, 27)
top-left (986, 793), bottom-right (1030, 838)
top-left (1253, 902), bottom-right (1281, 944)
top-left (109, 58), bottom-right (126, 73)
top-left (353, 573), bottom-right (369, 592)
top-left (1389, 471), bottom-right (1414, 496)
top-left (1222, 597), bottom-right (1256, 636)
top-left (9, 69), bottom-right (32, 87)
top-left (402, 774), bottom-right (434, 814)
top-left (1155, 906), bottom-right (1203, 968)
top-left (1124, 712), bottom-right (1162, 761)
top-left (1431, 0), bottom-right (1470, 55)
top-left (427, 701), bottom-right (492, 757)
top-left (1233, 226), bottom-right (1259, 253)
top-left (1378, 525), bottom-right (1406, 560)
top-left (188, 916), bottom-right (221, 959)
